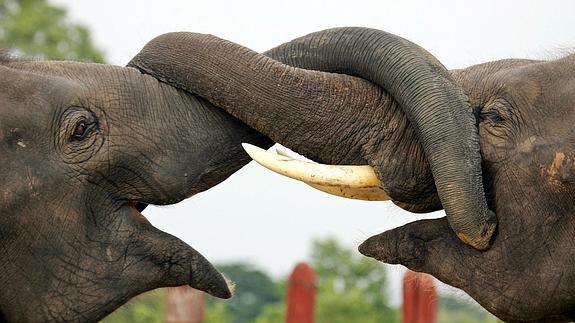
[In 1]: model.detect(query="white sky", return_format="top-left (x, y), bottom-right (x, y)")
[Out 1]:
top-left (51, 0), bottom-right (575, 305)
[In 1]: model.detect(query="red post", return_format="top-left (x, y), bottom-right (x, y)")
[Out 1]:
top-left (286, 262), bottom-right (316, 323)
top-left (402, 271), bottom-right (437, 323)
top-left (165, 286), bottom-right (205, 323)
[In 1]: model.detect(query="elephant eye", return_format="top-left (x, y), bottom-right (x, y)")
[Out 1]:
top-left (71, 120), bottom-right (96, 141)
top-left (58, 106), bottom-right (105, 163)
top-left (479, 110), bottom-right (504, 124)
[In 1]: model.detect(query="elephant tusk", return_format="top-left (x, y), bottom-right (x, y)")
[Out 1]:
top-left (306, 183), bottom-right (391, 201)
top-left (241, 143), bottom-right (390, 201)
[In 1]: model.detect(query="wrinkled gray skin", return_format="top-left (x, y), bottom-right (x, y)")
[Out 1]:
top-left (0, 27), bottom-right (573, 322)
top-left (131, 28), bottom-right (575, 322)
top-left (132, 28), bottom-right (498, 251)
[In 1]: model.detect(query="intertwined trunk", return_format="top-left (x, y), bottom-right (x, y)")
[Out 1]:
top-left (130, 27), bottom-right (496, 249)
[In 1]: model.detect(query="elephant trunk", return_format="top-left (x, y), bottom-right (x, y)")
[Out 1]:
top-left (129, 28), bottom-right (496, 249)
top-left (265, 28), bottom-right (497, 249)
top-left (129, 34), bottom-right (388, 166)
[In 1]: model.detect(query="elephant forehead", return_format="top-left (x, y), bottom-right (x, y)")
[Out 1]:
top-left (0, 68), bottom-right (78, 129)
top-left (0, 88), bottom-right (56, 162)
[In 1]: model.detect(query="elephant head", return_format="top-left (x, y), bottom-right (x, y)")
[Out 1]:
top-left (0, 53), bottom-right (275, 321)
top-left (129, 28), bottom-right (575, 321)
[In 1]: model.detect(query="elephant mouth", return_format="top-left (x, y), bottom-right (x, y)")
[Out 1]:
top-left (126, 201), bottom-right (151, 224)
top-left (134, 201), bottom-right (148, 213)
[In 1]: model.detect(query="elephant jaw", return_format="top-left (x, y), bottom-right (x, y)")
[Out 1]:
top-left (123, 201), bottom-right (234, 299)
top-left (241, 143), bottom-right (390, 201)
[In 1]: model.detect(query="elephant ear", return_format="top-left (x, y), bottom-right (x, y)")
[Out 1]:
top-left (129, 28), bottom-right (496, 250)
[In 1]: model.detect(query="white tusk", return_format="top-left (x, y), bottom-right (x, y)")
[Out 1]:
top-left (275, 146), bottom-right (315, 163)
top-left (242, 143), bottom-right (390, 201)
top-left (306, 183), bottom-right (391, 201)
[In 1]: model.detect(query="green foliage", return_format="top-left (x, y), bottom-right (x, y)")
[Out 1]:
top-left (204, 301), bottom-right (233, 323)
top-left (0, 0), bottom-right (105, 62)
top-left (103, 289), bottom-right (164, 323)
top-left (311, 237), bottom-right (399, 323)
top-left (438, 294), bottom-right (498, 323)
top-left (208, 263), bottom-right (283, 323)
top-left (103, 289), bottom-right (236, 323)
top-left (315, 286), bottom-right (399, 323)
top-left (252, 303), bottom-right (284, 323)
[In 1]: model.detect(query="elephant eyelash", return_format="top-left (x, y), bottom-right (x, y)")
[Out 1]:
top-left (71, 120), bottom-right (97, 141)
top-left (57, 106), bottom-right (105, 164)
top-left (479, 98), bottom-right (515, 127)
top-left (479, 110), bottom-right (505, 124)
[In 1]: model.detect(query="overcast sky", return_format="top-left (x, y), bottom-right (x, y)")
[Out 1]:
top-left (51, 0), bottom-right (575, 304)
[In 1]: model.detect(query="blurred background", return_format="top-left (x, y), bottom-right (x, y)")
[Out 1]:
top-left (2, 0), bottom-right (573, 321)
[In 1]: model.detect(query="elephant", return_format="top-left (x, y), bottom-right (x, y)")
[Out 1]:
top-left (129, 28), bottom-right (575, 322)
top-left (0, 26), bottom-right (573, 322)
top-left (0, 50), bottom-right (273, 321)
